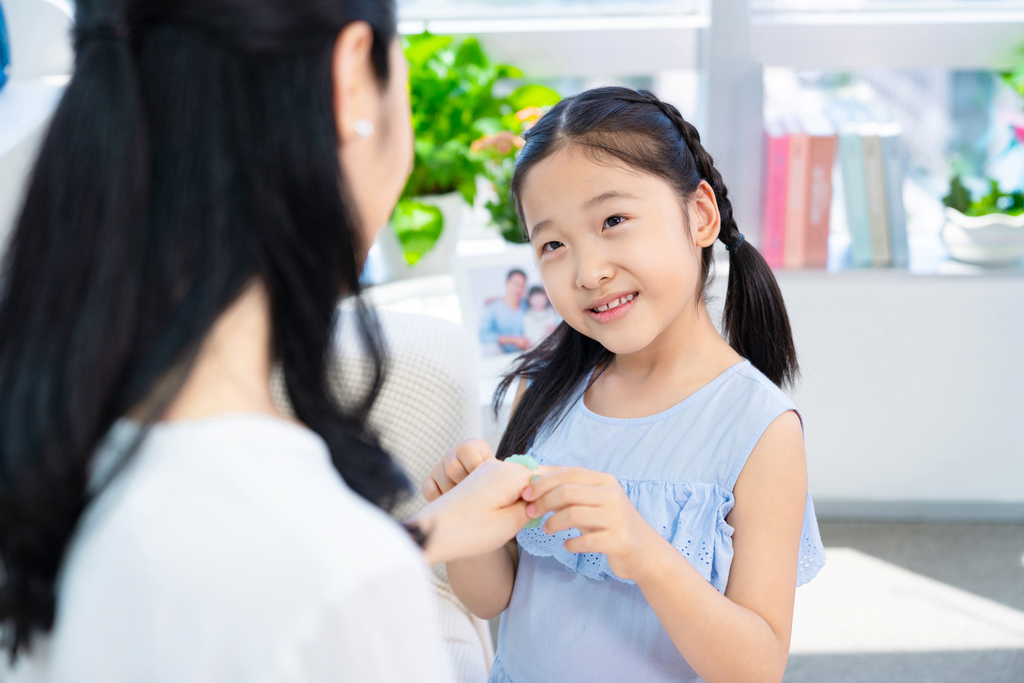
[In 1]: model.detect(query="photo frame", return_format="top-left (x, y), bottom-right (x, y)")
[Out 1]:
top-left (453, 244), bottom-right (562, 372)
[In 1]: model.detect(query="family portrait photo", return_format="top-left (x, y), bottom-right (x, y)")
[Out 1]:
top-left (455, 247), bottom-right (562, 358)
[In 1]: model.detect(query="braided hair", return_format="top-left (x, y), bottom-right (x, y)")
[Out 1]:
top-left (495, 86), bottom-right (798, 460)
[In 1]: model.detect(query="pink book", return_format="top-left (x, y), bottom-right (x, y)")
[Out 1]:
top-left (783, 128), bottom-right (811, 270)
top-left (761, 120), bottom-right (789, 270)
top-left (803, 116), bottom-right (838, 268)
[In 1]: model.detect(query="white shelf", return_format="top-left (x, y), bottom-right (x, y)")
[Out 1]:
top-left (752, 8), bottom-right (1024, 69)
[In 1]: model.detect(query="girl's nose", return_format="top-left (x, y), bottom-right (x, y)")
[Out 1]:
top-left (575, 249), bottom-right (615, 290)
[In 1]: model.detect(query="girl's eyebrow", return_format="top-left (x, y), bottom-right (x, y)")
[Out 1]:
top-left (529, 220), bottom-right (552, 243)
top-left (582, 190), bottom-right (639, 210)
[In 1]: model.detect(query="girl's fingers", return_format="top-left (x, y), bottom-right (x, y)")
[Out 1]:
top-left (443, 449), bottom-right (470, 484)
top-left (543, 505), bottom-right (609, 535)
top-left (455, 439), bottom-right (493, 474)
top-left (429, 459), bottom-right (457, 494)
top-left (420, 475), bottom-right (443, 503)
top-left (524, 466), bottom-right (612, 501)
top-left (562, 531), bottom-right (612, 555)
top-left (528, 483), bottom-right (605, 518)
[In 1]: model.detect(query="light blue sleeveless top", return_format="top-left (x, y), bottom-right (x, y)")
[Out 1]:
top-left (489, 360), bottom-right (826, 683)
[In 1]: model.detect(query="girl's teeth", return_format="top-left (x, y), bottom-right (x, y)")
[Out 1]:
top-left (594, 294), bottom-right (637, 314)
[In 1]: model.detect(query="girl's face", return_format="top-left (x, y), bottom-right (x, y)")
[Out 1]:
top-left (520, 147), bottom-right (720, 356)
top-left (529, 291), bottom-right (549, 310)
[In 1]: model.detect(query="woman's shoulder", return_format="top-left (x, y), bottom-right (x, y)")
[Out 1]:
top-left (88, 414), bottom-right (424, 597)
top-left (27, 414), bottom-right (436, 681)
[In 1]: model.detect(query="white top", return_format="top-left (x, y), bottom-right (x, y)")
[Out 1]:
top-left (4, 414), bottom-right (451, 683)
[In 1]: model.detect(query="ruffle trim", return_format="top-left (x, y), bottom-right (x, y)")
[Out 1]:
top-left (516, 455), bottom-right (826, 593)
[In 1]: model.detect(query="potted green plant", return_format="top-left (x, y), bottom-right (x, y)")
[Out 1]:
top-left (941, 176), bottom-right (1024, 265)
top-left (380, 33), bottom-right (560, 278)
top-left (380, 33), bottom-right (511, 278)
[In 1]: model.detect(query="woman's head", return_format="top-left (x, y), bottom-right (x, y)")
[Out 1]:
top-left (495, 87), bottom-right (798, 459)
top-left (0, 0), bottom-right (411, 656)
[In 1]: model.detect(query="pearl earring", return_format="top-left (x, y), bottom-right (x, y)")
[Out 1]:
top-left (354, 119), bottom-right (374, 138)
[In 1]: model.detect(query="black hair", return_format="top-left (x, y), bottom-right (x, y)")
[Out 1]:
top-left (506, 268), bottom-right (527, 281)
top-left (527, 285), bottom-right (547, 300)
top-left (0, 0), bottom-right (405, 659)
top-left (495, 87), bottom-right (798, 460)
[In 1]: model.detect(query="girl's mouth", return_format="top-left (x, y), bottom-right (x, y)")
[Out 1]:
top-left (587, 292), bottom-right (638, 323)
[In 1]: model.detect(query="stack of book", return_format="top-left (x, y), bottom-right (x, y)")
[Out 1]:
top-left (762, 116), bottom-right (909, 269)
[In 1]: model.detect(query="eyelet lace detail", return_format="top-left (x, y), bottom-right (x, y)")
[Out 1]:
top-left (517, 455), bottom-right (827, 592)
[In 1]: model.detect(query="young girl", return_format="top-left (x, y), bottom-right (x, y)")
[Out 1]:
top-left (424, 87), bottom-right (826, 683)
top-left (522, 286), bottom-right (561, 347)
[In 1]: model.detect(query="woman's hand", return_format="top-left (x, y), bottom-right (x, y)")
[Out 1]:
top-left (421, 439), bottom-right (496, 503)
top-left (523, 466), bottom-right (664, 582)
top-left (412, 458), bottom-right (534, 566)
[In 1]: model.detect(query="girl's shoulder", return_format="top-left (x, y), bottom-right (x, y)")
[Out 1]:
top-left (530, 360), bottom-right (799, 486)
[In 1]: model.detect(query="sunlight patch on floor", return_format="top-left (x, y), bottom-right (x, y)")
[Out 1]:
top-left (790, 548), bottom-right (1024, 654)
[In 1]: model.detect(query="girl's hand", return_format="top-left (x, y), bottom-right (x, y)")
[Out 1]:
top-left (412, 459), bottom-right (535, 566)
top-left (523, 466), bottom-right (664, 582)
top-left (421, 439), bottom-right (496, 503)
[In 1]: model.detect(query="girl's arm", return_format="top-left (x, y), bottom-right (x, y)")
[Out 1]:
top-left (422, 379), bottom-right (530, 620)
top-left (525, 410), bottom-right (806, 683)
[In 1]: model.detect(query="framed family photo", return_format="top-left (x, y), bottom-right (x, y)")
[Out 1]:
top-left (453, 245), bottom-right (562, 364)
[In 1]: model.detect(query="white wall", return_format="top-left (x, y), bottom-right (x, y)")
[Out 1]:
top-left (708, 269), bottom-right (1024, 513)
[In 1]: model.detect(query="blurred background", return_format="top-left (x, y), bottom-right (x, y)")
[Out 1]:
top-left (1, 1), bottom-right (1022, 681)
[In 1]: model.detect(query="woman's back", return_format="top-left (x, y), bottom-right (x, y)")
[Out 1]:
top-left (4, 414), bottom-right (449, 683)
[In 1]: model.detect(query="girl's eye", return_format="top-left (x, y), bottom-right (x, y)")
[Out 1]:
top-left (603, 215), bottom-right (626, 229)
top-left (542, 241), bottom-right (563, 253)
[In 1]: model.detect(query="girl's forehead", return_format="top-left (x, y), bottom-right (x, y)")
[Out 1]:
top-left (521, 147), bottom-right (675, 233)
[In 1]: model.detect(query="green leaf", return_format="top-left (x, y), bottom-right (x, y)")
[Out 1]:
top-left (391, 199), bottom-right (444, 265)
top-left (405, 33), bottom-right (452, 68)
top-left (508, 84), bottom-right (562, 110)
top-left (454, 37), bottom-right (488, 68)
top-left (942, 176), bottom-right (971, 214)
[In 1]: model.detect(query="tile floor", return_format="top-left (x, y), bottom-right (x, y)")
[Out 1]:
top-left (784, 522), bottom-right (1024, 682)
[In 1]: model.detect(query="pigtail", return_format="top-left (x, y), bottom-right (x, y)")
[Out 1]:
top-left (668, 111), bottom-right (799, 387)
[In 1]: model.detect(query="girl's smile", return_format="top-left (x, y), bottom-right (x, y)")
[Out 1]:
top-left (586, 291), bottom-right (639, 323)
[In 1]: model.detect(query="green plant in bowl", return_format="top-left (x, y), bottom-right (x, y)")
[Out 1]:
top-left (943, 176), bottom-right (1024, 217)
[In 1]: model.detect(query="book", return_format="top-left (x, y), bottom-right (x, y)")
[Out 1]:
top-left (879, 125), bottom-right (909, 268)
top-left (802, 116), bottom-right (838, 269)
top-left (783, 123), bottom-right (811, 269)
top-left (837, 128), bottom-right (874, 268)
top-left (761, 120), bottom-right (790, 270)
top-left (861, 128), bottom-right (892, 267)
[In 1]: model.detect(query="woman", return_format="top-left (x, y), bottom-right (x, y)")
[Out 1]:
top-left (0, 0), bottom-right (533, 679)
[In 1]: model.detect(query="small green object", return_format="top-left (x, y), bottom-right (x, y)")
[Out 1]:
top-left (507, 454), bottom-right (542, 529)
top-left (507, 453), bottom-right (539, 470)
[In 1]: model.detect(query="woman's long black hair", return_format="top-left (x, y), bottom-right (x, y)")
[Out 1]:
top-left (495, 87), bottom-right (798, 460)
top-left (0, 0), bottom-right (408, 658)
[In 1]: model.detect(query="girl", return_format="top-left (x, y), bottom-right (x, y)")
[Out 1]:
top-left (425, 87), bottom-right (826, 683)
top-left (522, 286), bottom-right (561, 347)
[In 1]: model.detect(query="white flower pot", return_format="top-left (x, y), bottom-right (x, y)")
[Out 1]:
top-left (940, 207), bottom-right (1024, 267)
top-left (378, 191), bottom-right (466, 280)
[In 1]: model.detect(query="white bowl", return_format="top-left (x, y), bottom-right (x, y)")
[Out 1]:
top-left (940, 207), bottom-right (1024, 266)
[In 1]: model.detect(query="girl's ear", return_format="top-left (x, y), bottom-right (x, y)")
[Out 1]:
top-left (690, 180), bottom-right (721, 248)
